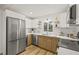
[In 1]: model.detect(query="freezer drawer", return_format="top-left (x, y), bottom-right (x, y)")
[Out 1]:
top-left (6, 40), bottom-right (17, 55)
top-left (17, 38), bottom-right (26, 53)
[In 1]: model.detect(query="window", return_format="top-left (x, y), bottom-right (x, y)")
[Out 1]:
top-left (44, 22), bottom-right (53, 32)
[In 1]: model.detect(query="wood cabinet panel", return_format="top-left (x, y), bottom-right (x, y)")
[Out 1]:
top-left (38, 35), bottom-right (58, 53)
top-left (38, 37), bottom-right (42, 47)
top-left (27, 34), bottom-right (32, 46)
top-left (42, 38), bottom-right (47, 49)
top-left (46, 38), bottom-right (52, 51)
top-left (51, 38), bottom-right (58, 52)
top-left (38, 36), bottom-right (45, 48)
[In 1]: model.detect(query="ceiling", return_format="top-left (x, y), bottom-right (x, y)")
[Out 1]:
top-left (4, 4), bottom-right (68, 18)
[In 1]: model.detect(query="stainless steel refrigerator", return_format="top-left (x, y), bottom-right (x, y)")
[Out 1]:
top-left (6, 17), bottom-right (26, 55)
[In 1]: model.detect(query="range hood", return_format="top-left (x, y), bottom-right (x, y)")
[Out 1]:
top-left (69, 4), bottom-right (76, 25)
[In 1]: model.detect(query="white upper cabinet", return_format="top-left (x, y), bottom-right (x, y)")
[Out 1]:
top-left (26, 18), bottom-right (41, 28)
top-left (32, 19), bottom-right (39, 28)
top-left (25, 18), bottom-right (32, 28)
top-left (58, 12), bottom-right (69, 27)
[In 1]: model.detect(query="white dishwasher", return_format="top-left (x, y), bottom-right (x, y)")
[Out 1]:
top-left (58, 47), bottom-right (79, 55)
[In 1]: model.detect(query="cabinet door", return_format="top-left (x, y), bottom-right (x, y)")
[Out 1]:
top-left (38, 36), bottom-right (58, 53)
top-left (46, 38), bottom-right (52, 51)
top-left (42, 37), bottom-right (47, 49)
top-left (27, 34), bottom-right (32, 46)
top-left (51, 38), bottom-right (58, 53)
top-left (26, 19), bottom-right (32, 28)
top-left (38, 36), bottom-right (46, 49)
top-left (32, 19), bottom-right (39, 28)
top-left (38, 36), bottom-right (52, 51)
top-left (38, 36), bottom-right (44, 47)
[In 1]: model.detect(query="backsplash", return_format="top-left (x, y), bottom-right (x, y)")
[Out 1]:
top-left (60, 26), bottom-right (79, 37)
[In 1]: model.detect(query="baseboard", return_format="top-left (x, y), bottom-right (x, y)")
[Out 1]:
top-left (16, 49), bottom-right (26, 55)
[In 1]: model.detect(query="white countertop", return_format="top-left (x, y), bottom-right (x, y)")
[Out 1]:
top-left (27, 33), bottom-right (79, 41)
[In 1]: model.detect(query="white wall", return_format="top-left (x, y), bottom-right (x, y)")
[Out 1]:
top-left (0, 8), bottom-right (6, 54)
top-left (1, 10), bottom-right (6, 55)
top-left (25, 18), bottom-right (32, 34)
top-left (0, 9), bottom-right (2, 54)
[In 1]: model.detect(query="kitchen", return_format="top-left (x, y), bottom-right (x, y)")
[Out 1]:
top-left (0, 4), bottom-right (79, 55)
